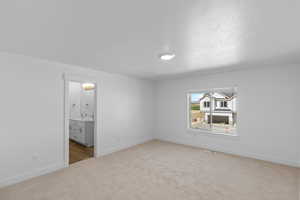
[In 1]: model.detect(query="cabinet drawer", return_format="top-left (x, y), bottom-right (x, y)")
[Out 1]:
top-left (70, 120), bottom-right (85, 129)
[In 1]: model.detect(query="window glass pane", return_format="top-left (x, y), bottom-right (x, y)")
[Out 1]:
top-left (189, 92), bottom-right (211, 130)
top-left (211, 88), bottom-right (237, 134)
top-left (224, 101), bottom-right (228, 107)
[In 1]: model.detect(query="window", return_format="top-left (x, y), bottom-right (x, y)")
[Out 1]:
top-left (188, 87), bottom-right (237, 134)
top-left (204, 101), bottom-right (210, 108)
top-left (220, 101), bottom-right (228, 107)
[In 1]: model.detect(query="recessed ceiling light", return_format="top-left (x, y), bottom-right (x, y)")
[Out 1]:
top-left (159, 53), bottom-right (175, 61)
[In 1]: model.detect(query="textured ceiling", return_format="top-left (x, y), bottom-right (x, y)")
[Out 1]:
top-left (0, 0), bottom-right (300, 79)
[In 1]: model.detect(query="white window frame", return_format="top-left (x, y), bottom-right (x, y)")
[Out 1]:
top-left (220, 101), bottom-right (228, 108)
top-left (204, 101), bottom-right (210, 108)
top-left (187, 87), bottom-right (238, 136)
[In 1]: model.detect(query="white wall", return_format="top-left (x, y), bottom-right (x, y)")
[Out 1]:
top-left (69, 81), bottom-right (82, 120)
top-left (80, 84), bottom-right (95, 120)
top-left (69, 81), bottom-right (96, 121)
top-left (154, 65), bottom-right (300, 167)
top-left (0, 53), bottom-right (154, 187)
top-left (0, 52), bottom-right (299, 188)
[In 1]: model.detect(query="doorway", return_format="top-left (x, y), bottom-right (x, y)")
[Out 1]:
top-left (64, 74), bottom-right (98, 166)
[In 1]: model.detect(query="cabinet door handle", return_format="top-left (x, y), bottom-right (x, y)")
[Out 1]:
top-left (79, 128), bottom-right (82, 133)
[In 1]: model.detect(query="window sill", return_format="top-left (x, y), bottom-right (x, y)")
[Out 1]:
top-left (187, 128), bottom-right (239, 138)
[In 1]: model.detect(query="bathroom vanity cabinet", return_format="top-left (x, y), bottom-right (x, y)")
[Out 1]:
top-left (69, 120), bottom-right (94, 147)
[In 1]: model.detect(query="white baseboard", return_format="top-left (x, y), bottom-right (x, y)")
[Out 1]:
top-left (99, 136), bottom-right (154, 156)
top-left (0, 137), bottom-right (154, 188)
top-left (0, 163), bottom-right (65, 188)
top-left (2, 136), bottom-right (296, 189)
top-left (157, 137), bottom-right (300, 168)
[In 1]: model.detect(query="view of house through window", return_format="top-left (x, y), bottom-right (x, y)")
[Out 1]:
top-left (188, 87), bottom-right (237, 134)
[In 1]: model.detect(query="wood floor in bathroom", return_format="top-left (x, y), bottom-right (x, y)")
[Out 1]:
top-left (69, 140), bottom-right (94, 164)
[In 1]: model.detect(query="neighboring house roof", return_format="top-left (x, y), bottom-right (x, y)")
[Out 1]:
top-left (196, 92), bottom-right (236, 102)
top-left (198, 93), bottom-right (210, 102)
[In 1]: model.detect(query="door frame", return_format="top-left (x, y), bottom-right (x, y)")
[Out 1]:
top-left (63, 73), bottom-right (100, 167)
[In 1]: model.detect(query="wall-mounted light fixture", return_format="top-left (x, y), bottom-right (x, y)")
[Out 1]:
top-left (82, 83), bottom-right (95, 91)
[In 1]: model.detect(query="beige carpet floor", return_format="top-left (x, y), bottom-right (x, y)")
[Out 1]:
top-left (0, 140), bottom-right (299, 200)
